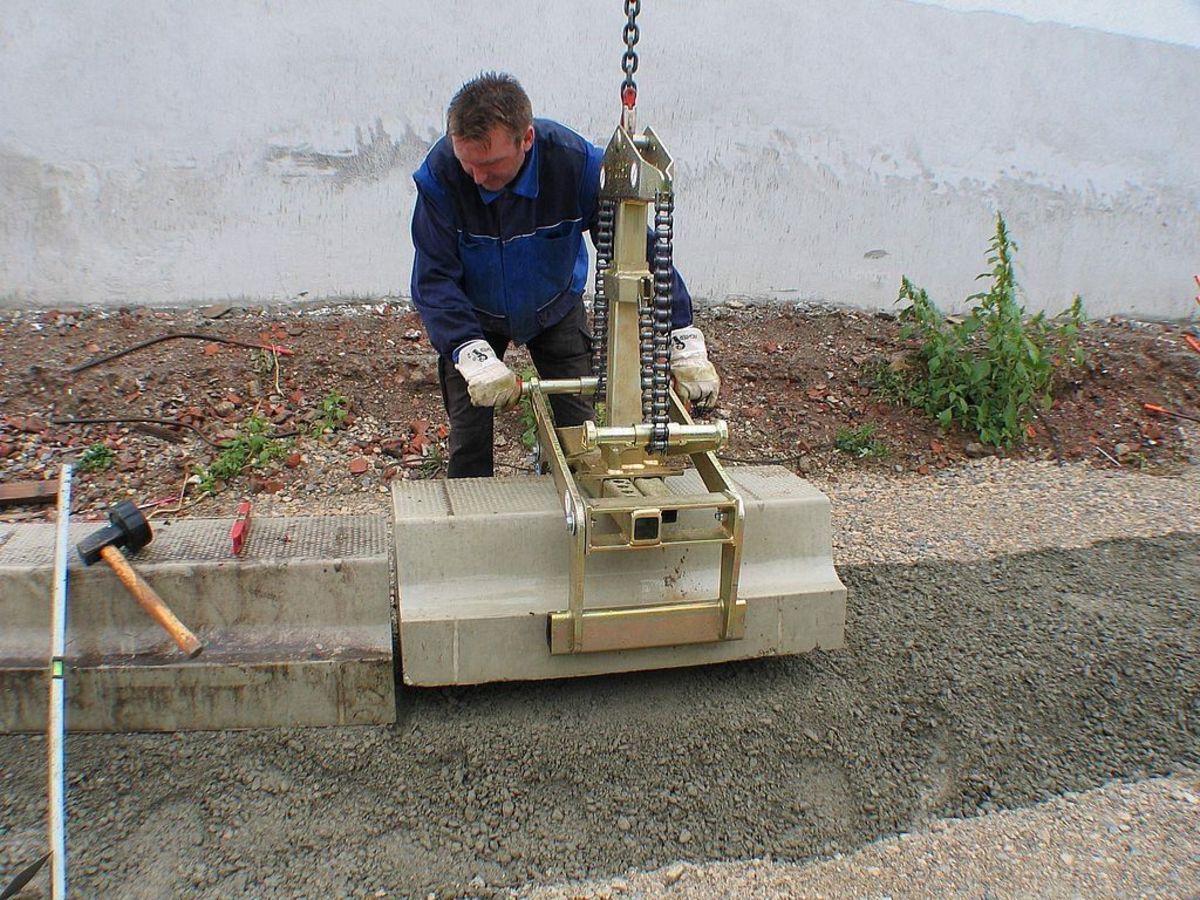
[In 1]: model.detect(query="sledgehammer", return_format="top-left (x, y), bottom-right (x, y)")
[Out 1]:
top-left (77, 500), bottom-right (203, 658)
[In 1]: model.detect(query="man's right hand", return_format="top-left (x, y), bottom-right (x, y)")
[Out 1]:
top-left (453, 340), bottom-right (522, 408)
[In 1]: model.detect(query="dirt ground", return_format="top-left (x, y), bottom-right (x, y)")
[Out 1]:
top-left (1, 299), bottom-right (1198, 521)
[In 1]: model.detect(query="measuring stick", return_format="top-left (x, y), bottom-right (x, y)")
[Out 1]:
top-left (48, 464), bottom-right (72, 899)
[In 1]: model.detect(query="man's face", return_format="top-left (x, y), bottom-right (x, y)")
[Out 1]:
top-left (451, 123), bottom-right (534, 192)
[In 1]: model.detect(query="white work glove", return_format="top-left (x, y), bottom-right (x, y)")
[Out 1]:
top-left (454, 339), bottom-right (522, 408)
top-left (670, 326), bottom-right (721, 408)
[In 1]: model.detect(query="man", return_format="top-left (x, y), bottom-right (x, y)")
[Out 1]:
top-left (411, 72), bottom-right (719, 478)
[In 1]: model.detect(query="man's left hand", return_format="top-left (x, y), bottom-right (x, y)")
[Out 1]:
top-left (670, 326), bottom-right (720, 408)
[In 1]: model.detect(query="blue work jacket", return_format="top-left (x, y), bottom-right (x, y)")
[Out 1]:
top-left (410, 118), bottom-right (693, 357)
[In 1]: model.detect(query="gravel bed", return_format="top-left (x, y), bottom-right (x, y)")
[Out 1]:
top-left (1, 457), bottom-right (1197, 898)
top-left (816, 445), bottom-right (1200, 566)
top-left (530, 774), bottom-right (1200, 898)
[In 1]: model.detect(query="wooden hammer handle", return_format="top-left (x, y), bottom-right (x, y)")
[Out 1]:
top-left (99, 545), bottom-right (204, 658)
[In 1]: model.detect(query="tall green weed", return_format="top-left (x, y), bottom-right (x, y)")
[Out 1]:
top-left (894, 215), bottom-right (1085, 447)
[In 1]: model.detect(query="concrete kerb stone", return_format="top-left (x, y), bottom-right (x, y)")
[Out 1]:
top-left (0, 515), bottom-right (395, 732)
top-left (392, 465), bottom-right (847, 685)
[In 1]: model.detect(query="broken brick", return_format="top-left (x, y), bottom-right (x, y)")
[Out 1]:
top-left (250, 476), bottom-right (285, 494)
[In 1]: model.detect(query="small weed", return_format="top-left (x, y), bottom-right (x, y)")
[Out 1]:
top-left (1122, 450), bottom-right (1149, 470)
top-left (78, 443), bottom-right (115, 473)
top-left (248, 348), bottom-right (276, 378)
top-left (197, 415), bottom-right (287, 494)
top-left (863, 359), bottom-right (911, 405)
top-left (518, 367), bottom-right (539, 450)
top-left (835, 423), bottom-right (890, 459)
top-left (312, 390), bottom-right (349, 437)
top-left (896, 214), bottom-right (1086, 447)
top-left (416, 441), bottom-right (445, 479)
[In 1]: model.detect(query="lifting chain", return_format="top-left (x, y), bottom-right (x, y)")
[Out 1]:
top-left (649, 191), bottom-right (674, 453)
top-left (596, 0), bottom-right (673, 452)
top-left (621, 0), bottom-right (640, 114)
top-left (639, 276), bottom-right (655, 424)
top-left (591, 199), bottom-right (615, 402)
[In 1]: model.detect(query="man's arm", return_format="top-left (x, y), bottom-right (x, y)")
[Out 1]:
top-left (410, 188), bottom-right (486, 359)
top-left (411, 185), bottom-right (521, 408)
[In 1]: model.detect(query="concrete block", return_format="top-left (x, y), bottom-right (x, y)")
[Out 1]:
top-left (392, 465), bottom-right (846, 684)
top-left (0, 516), bottom-right (395, 731)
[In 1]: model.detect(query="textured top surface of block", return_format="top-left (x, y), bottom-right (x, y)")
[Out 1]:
top-left (0, 515), bottom-right (388, 568)
top-left (392, 465), bottom-right (825, 521)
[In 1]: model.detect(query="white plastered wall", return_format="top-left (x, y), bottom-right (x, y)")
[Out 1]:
top-left (1, 0), bottom-right (1198, 319)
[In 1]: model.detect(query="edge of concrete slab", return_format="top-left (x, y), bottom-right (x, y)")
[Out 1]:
top-left (0, 515), bottom-right (396, 732)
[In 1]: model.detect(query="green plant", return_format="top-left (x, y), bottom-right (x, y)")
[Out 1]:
top-left (197, 415), bottom-right (287, 493)
top-left (248, 348), bottom-right (275, 378)
top-left (863, 358), bottom-right (911, 405)
top-left (312, 390), bottom-right (349, 437)
top-left (895, 214), bottom-right (1086, 447)
top-left (835, 423), bottom-right (889, 459)
top-left (415, 441), bottom-right (445, 479)
top-left (78, 443), bottom-right (115, 473)
top-left (517, 367), bottom-right (539, 450)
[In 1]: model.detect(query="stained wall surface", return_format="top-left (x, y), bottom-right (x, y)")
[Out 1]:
top-left (2, 1), bottom-right (1198, 318)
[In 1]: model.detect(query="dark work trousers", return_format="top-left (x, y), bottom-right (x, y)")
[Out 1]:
top-left (438, 302), bottom-right (595, 478)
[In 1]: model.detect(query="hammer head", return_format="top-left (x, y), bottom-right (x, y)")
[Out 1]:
top-left (77, 499), bottom-right (153, 566)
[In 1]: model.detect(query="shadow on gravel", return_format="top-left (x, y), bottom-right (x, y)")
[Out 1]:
top-left (1, 534), bottom-right (1197, 898)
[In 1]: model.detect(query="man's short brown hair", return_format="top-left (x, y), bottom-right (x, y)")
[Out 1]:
top-left (447, 72), bottom-right (533, 144)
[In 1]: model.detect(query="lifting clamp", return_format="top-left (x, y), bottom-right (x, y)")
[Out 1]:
top-left (523, 2), bottom-right (746, 655)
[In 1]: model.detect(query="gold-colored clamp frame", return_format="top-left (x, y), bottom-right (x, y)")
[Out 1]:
top-left (520, 109), bottom-right (746, 656)
top-left (523, 379), bottom-right (746, 656)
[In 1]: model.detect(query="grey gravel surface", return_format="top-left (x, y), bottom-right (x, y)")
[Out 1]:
top-left (1, 459), bottom-right (1197, 899)
top-left (530, 774), bottom-right (1200, 899)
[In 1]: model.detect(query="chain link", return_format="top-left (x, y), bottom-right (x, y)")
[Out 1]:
top-left (612, 0), bottom-right (672, 450)
top-left (639, 287), bottom-right (655, 424)
top-left (590, 200), bottom-right (615, 402)
top-left (648, 191), bottom-right (675, 453)
top-left (621, 0), bottom-right (640, 106)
